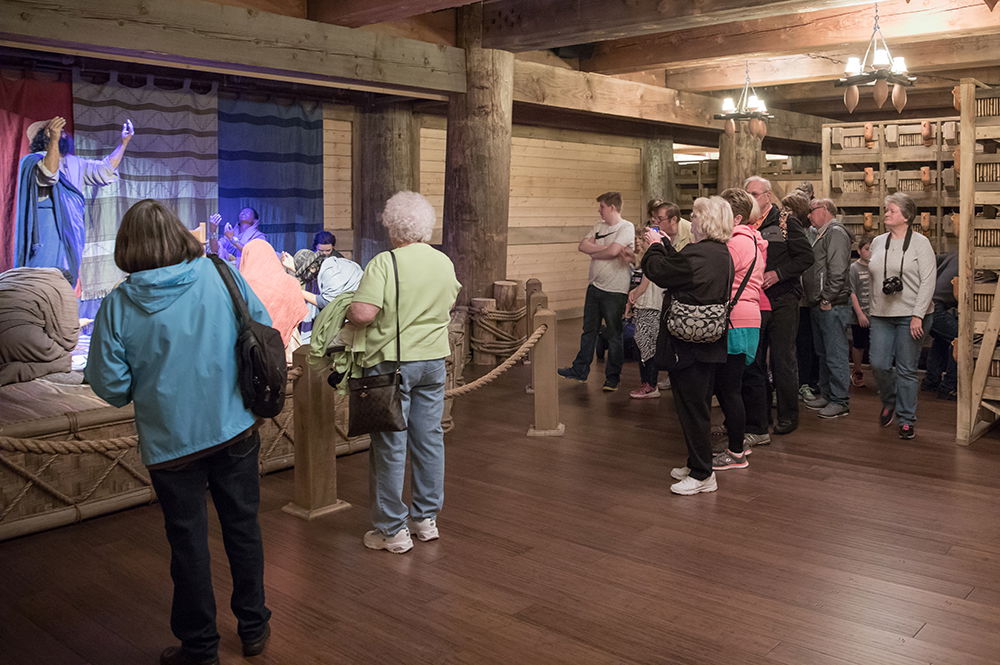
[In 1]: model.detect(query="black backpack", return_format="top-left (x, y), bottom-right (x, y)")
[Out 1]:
top-left (209, 255), bottom-right (287, 418)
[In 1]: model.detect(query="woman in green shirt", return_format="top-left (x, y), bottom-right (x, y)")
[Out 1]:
top-left (348, 191), bottom-right (461, 554)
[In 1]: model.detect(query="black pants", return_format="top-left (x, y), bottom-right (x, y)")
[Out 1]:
top-left (148, 431), bottom-right (271, 659)
top-left (743, 311), bottom-right (771, 435)
top-left (714, 353), bottom-right (746, 454)
top-left (748, 292), bottom-right (801, 428)
top-left (797, 306), bottom-right (820, 389)
top-left (571, 284), bottom-right (628, 384)
top-left (670, 361), bottom-right (719, 481)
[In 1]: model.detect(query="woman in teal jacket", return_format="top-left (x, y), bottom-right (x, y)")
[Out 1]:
top-left (85, 199), bottom-right (272, 665)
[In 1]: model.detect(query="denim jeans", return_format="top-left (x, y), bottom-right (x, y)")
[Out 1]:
top-left (811, 304), bottom-right (852, 407)
top-left (148, 431), bottom-right (270, 660)
top-left (870, 313), bottom-right (933, 426)
top-left (367, 358), bottom-right (446, 536)
top-left (926, 306), bottom-right (958, 393)
top-left (570, 285), bottom-right (628, 384)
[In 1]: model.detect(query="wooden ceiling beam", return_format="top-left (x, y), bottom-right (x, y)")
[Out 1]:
top-left (584, 0), bottom-right (998, 75)
top-left (308, 0), bottom-right (471, 28)
top-left (663, 34), bottom-right (1000, 91)
top-left (481, 0), bottom-right (878, 52)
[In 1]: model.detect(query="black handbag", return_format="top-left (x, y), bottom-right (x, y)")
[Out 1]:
top-left (347, 251), bottom-right (407, 437)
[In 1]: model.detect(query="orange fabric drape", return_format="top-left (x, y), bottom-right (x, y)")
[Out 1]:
top-left (238, 239), bottom-right (307, 346)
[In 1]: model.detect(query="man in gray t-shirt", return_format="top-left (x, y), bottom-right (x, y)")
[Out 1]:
top-left (558, 191), bottom-right (635, 391)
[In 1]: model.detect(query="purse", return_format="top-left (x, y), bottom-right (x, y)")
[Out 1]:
top-left (347, 251), bottom-right (407, 437)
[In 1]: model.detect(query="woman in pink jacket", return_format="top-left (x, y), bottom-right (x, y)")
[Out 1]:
top-left (712, 188), bottom-right (768, 471)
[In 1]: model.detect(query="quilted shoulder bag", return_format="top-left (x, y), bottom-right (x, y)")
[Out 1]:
top-left (347, 251), bottom-right (407, 437)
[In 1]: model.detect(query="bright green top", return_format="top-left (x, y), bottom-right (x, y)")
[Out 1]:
top-left (352, 243), bottom-right (461, 368)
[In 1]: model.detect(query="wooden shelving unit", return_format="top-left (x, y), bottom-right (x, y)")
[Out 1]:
top-left (672, 160), bottom-right (717, 213)
top-left (821, 118), bottom-right (961, 250)
top-left (957, 80), bottom-right (1000, 446)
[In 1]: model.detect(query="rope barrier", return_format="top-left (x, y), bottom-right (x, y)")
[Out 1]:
top-left (445, 324), bottom-right (546, 398)
top-left (469, 305), bottom-right (529, 356)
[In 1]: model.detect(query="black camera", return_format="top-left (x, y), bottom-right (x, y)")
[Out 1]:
top-left (882, 276), bottom-right (903, 295)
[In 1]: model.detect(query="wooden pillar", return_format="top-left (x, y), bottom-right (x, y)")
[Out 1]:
top-left (643, 135), bottom-right (674, 207)
top-left (357, 101), bottom-right (417, 266)
top-left (443, 4), bottom-right (514, 306)
top-left (956, 80), bottom-right (977, 445)
top-left (527, 308), bottom-right (564, 437)
top-left (717, 124), bottom-right (763, 192)
top-left (283, 347), bottom-right (350, 520)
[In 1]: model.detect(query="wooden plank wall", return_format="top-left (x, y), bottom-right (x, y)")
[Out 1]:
top-left (322, 106), bottom-right (355, 258)
top-left (420, 119), bottom-right (642, 317)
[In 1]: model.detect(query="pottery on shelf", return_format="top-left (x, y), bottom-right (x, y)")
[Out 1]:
top-left (920, 212), bottom-right (932, 232)
top-left (921, 166), bottom-right (932, 187)
top-left (864, 167), bottom-right (875, 189)
top-left (921, 121), bottom-right (934, 147)
top-left (864, 212), bottom-right (874, 230)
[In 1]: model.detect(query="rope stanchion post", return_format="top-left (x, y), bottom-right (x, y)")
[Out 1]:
top-left (525, 288), bottom-right (548, 394)
top-left (470, 297), bottom-right (498, 366)
top-left (282, 346), bottom-right (351, 520)
top-left (527, 308), bottom-right (565, 437)
top-left (524, 279), bottom-right (542, 367)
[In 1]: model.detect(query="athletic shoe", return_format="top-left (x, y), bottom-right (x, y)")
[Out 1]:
top-left (712, 450), bottom-right (749, 471)
top-left (773, 419), bottom-right (797, 435)
top-left (804, 395), bottom-right (829, 410)
top-left (799, 384), bottom-right (818, 403)
top-left (242, 624), bottom-right (271, 658)
top-left (879, 406), bottom-right (894, 428)
top-left (363, 528), bottom-right (413, 554)
top-left (898, 424), bottom-right (916, 440)
top-left (744, 432), bottom-right (771, 447)
top-left (817, 402), bottom-right (850, 419)
top-left (602, 380), bottom-right (619, 392)
top-left (557, 367), bottom-right (587, 382)
top-left (670, 466), bottom-right (690, 480)
top-left (711, 424), bottom-right (727, 437)
top-left (409, 517), bottom-right (439, 542)
top-left (670, 473), bottom-right (718, 495)
top-left (851, 370), bottom-right (865, 387)
top-left (657, 377), bottom-right (672, 390)
top-left (629, 383), bottom-right (660, 399)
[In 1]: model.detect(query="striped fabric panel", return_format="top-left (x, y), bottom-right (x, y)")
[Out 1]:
top-left (217, 97), bottom-right (323, 254)
top-left (72, 71), bottom-right (218, 300)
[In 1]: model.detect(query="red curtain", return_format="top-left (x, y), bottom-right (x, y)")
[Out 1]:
top-left (0, 75), bottom-right (73, 272)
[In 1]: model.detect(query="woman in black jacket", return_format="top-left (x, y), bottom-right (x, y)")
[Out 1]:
top-left (642, 196), bottom-right (734, 495)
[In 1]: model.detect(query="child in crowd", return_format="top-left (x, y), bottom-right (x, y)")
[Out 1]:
top-left (626, 199), bottom-right (669, 398)
top-left (849, 233), bottom-right (874, 387)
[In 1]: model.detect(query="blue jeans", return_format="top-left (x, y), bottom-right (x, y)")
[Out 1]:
top-left (870, 313), bottom-right (933, 426)
top-left (811, 304), bottom-right (852, 407)
top-left (926, 306), bottom-right (958, 393)
top-left (570, 285), bottom-right (628, 384)
top-left (367, 358), bottom-right (446, 536)
top-left (148, 431), bottom-right (270, 660)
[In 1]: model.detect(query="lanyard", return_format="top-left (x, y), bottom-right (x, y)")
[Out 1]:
top-left (884, 227), bottom-right (913, 279)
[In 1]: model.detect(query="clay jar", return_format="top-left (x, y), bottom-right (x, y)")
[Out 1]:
top-left (950, 212), bottom-right (960, 236)
top-left (920, 212), bottom-right (932, 232)
top-left (921, 121), bottom-right (934, 147)
top-left (921, 166), bottom-right (932, 188)
top-left (864, 167), bottom-right (875, 189)
top-left (864, 122), bottom-right (875, 149)
top-left (864, 212), bottom-right (874, 230)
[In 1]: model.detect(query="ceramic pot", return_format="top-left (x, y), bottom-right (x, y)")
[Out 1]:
top-left (864, 167), bottom-right (875, 189)
top-left (864, 212), bottom-right (874, 230)
top-left (921, 166), bottom-right (931, 187)
top-left (921, 121), bottom-right (934, 147)
top-left (724, 118), bottom-right (736, 136)
top-left (920, 212), bottom-right (931, 231)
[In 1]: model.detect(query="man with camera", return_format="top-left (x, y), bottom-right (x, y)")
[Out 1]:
top-left (801, 199), bottom-right (854, 419)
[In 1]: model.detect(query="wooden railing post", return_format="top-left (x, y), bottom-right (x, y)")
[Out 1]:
top-left (527, 308), bottom-right (565, 437)
top-left (525, 286), bottom-right (547, 394)
top-left (282, 346), bottom-right (351, 520)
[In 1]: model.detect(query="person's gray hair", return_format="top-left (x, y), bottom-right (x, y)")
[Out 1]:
top-left (743, 175), bottom-right (772, 192)
top-left (691, 196), bottom-right (734, 243)
top-left (884, 192), bottom-right (917, 224)
top-left (381, 191), bottom-right (435, 244)
top-left (813, 198), bottom-right (838, 216)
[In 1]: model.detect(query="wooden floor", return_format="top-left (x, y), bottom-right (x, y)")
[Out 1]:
top-left (3, 320), bottom-right (1000, 665)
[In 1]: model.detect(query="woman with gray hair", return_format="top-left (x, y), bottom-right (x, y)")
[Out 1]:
top-left (642, 196), bottom-right (734, 495)
top-left (868, 193), bottom-right (936, 439)
top-left (348, 191), bottom-right (461, 553)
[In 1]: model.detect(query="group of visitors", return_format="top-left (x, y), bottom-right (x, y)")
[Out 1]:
top-left (560, 180), bottom-right (947, 496)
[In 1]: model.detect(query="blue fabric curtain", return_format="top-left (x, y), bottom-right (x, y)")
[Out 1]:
top-left (217, 97), bottom-right (323, 255)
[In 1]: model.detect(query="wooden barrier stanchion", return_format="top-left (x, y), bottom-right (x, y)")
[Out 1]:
top-left (525, 286), bottom-right (547, 394)
top-left (527, 308), bottom-right (565, 437)
top-left (282, 346), bottom-right (351, 520)
top-left (524, 279), bottom-right (542, 367)
top-left (470, 297), bottom-right (497, 366)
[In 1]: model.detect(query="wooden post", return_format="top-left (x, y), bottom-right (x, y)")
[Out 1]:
top-left (443, 4), bottom-right (514, 306)
top-left (524, 278), bottom-right (542, 367)
top-left (357, 101), bottom-right (417, 266)
top-left (525, 285), bottom-right (547, 393)
top-left (643, 135), bottom-right (674, 207)
top-left (956, 79), bottom-right (976, 445)
top-left (527, 308), bottom-right (564, 437)
top-left (470, 297), bottom-right (497, 366)
top-left (717, 123), bottom-right (763, 192)
top-left (282, 347), bottom-right (351, 520)
top-left (493, 279), bottom-right (520, 359)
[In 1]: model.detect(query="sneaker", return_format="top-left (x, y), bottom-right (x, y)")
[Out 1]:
top-left (804, 395), bottom-right (829, 411)
top-left (851, 371), bottom-right (865, 387)
top-left (242, 624), bottom-right (271, 658)
top-left (799, 384), bottom-right (818, 403)
top-left (817, 402), bottom-right (850, 419)
top-left (629, 383), bottom-right (660, 399)
top-left (602, 380), bottom-right (619, 392)
top-left (710, 424), bottom-right (727, 437)
top-left (670, 473), bottom-right (718, 495)
top-left (409, 517), bottom-right (439, 542)
top-left (712, 450), bottom-right (749, 471)
top-left (773, 419), bottom-right (797, 435)
top-left (669, 466), bottom-right (690, 480)
top-left (879, 406), bottom-right (894, 428)
top-left (657, 377), bottom-right (672, 390)
top-left (557, 367), bottom-right (587, 382)
top-left (363, 528), bottom-right (413, 554)
top-left (898, 424), bottom-right (916, 440)
top-left (744, 432), bottom-right (771, 447)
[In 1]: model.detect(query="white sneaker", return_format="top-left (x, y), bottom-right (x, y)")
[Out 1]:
top-left (670, 473), bottom-right (718, 495)
top-left (363, 528), bottom-right (413, 553)
top-left (409, 517), bottom-right (439, 542)
top-left (657, 378), bottom-right (671, 390)
top-left (670, 466), bottom-right (690, 480)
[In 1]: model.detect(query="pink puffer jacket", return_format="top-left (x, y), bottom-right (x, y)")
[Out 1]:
top-left (728, 224), bottom-right (768, 329)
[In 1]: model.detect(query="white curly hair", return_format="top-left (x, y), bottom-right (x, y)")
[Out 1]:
top-left (381, 191), bottom-right (435, 245)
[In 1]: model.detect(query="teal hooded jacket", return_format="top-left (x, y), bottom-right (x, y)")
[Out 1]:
top-left (85, 257), bottom-right (271, 466)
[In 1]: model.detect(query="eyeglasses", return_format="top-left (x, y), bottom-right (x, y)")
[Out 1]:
top-left (747, 190), bottom-right (769, 197)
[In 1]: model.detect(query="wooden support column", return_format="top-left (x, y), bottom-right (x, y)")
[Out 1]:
top-left (527, 307), bottom-right (564, 437)
top-left (443, 4), bottom-right (514, 306)
top-left (956, 79), bottom-right (977, 445)
top-left (357, 102), bottom-right (417, 265)
top-left (643, 136), bottom-right (675, 207)
top-left (717, 125), bottom-right (764, 192)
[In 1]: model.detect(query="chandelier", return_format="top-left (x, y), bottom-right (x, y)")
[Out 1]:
top-left (835, 3), bottom-right (916, 113)
top-left (714, 62), bottom-right (773, 139)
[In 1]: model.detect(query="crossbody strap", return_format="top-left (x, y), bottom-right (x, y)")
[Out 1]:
top-left (389, 250), bottom-right (401, 370)
top-left (209, 254), bottom-right (250, 330)
top-left (728, 235), bottom-right (758, 314)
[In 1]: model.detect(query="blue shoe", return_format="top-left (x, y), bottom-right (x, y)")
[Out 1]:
top-left (557, 367), bottom-right (587, 382)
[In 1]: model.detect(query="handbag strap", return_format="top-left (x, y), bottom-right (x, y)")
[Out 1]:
top-left (728, 236), bottom-right (757, 313)
top-left (389, 250), bottom-right (401, 370)
top-left (209, 254), bottom-right (250, 330)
